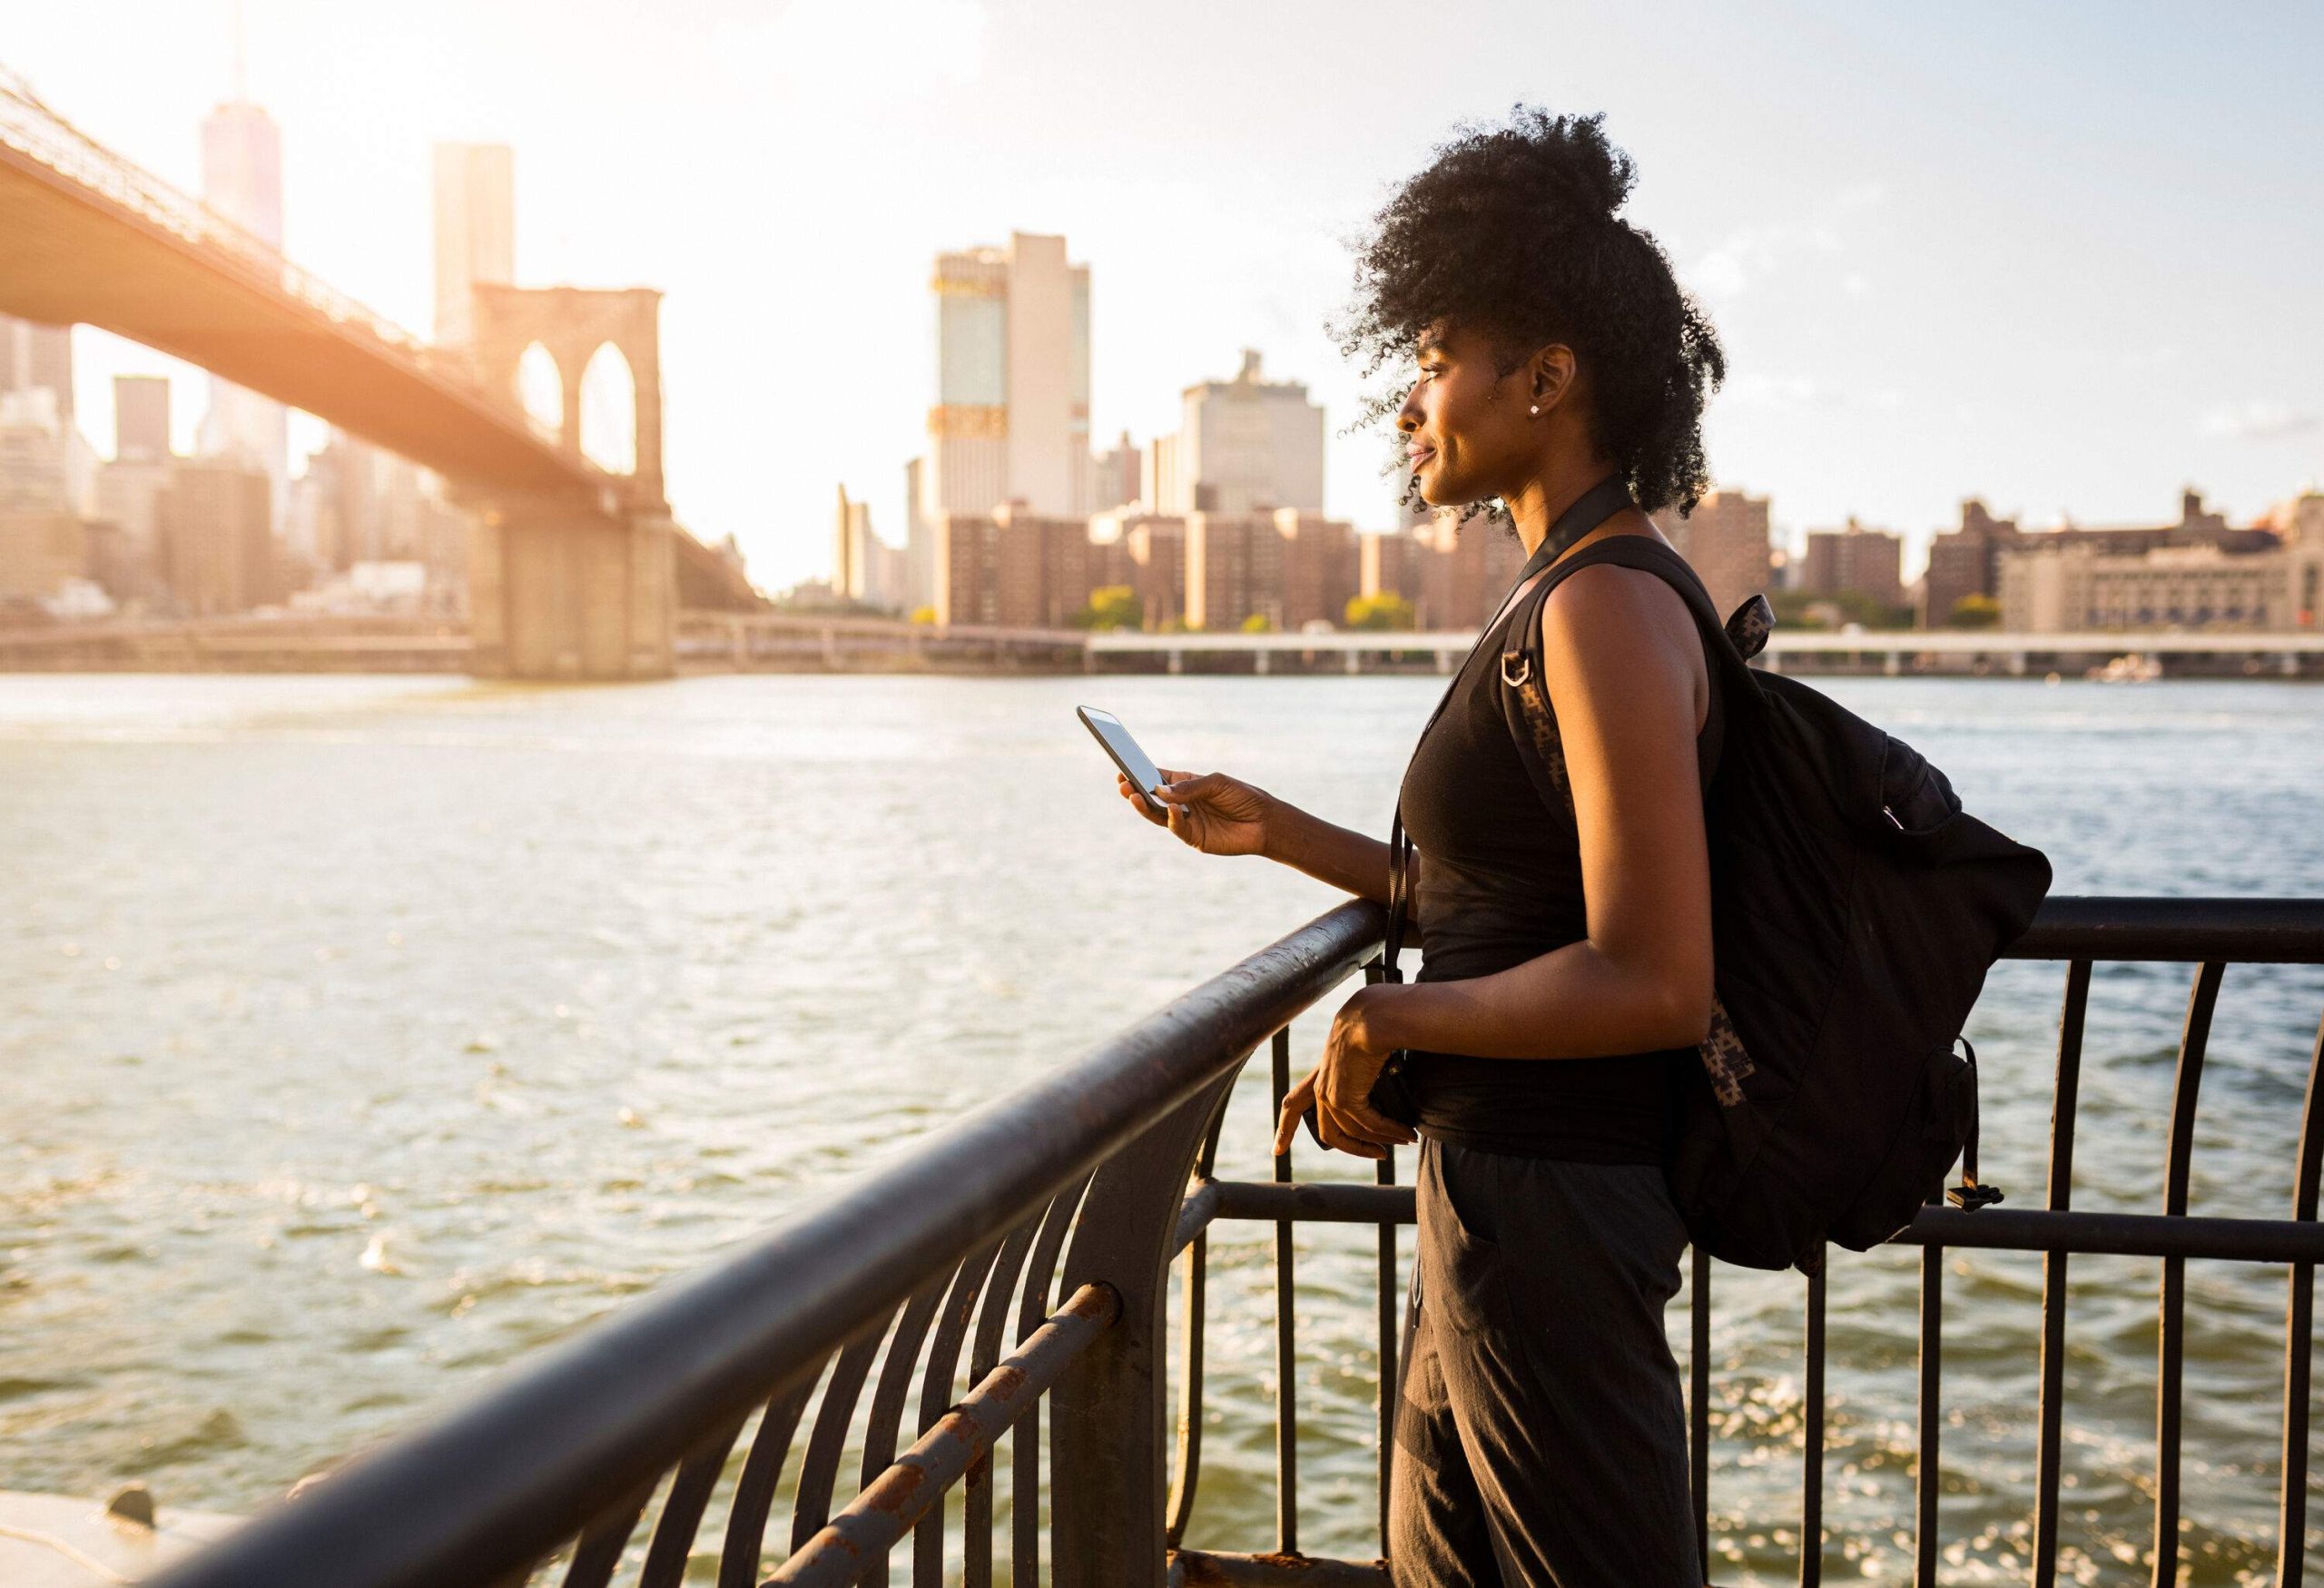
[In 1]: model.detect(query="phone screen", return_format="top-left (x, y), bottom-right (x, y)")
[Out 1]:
top-left (1078, 706), bottom-right (1168, 813)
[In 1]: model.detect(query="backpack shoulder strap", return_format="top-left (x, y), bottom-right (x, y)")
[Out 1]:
top-left (1495, 535), bottom-right (1770, 810)
top-left (1500, 534), bottom-right (1767, 698)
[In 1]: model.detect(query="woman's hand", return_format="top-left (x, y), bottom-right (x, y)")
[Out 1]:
top-left (1119, 767), bottom-right (1273, 857)
top-left (1271, 984), bottom-right (1418, 1159)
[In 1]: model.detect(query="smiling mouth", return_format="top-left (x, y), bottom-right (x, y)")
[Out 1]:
top-left (1407, 447), bottom-right (1437, 470)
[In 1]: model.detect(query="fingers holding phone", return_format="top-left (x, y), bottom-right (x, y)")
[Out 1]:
top-left (1118, 769), bottom-right (1170, 828)
top-left (1147, 770), bottom-right (1270, 856)
top-left (1082, 705), bottom-right (1271, 857)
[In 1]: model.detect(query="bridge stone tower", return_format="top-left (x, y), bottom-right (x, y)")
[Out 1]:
top-left (461, 284), bottom-right (675, 679)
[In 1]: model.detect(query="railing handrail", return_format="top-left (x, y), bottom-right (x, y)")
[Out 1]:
top-left (146, 893), bottom-right (2324, 1587)
top-left (149, 900), bottom-right (1386, 1588)
top-left (2007, 894), bottom-right (2324, 962)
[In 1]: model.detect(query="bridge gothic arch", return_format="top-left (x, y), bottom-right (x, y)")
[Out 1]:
top-left (576, 340), bottom-right (638, 476)
top-left (468, 284), bottom-right (665, 509)
top-left (516, 341), bottom-right (564, 438)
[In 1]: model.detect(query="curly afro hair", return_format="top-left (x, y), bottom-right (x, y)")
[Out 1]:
top-left (1340, 107), bottom-right (1726, 518)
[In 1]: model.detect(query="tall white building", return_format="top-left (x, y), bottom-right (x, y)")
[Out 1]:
top-left (1157, 350), bottom-right (1324, 516)
top-left (833, 485), bottom-right (909, 610)
top-left (197, 97), bottom-right (289, 531)
top-left (432, 143), bottom-right (515, 349)
top-left (0, 316), bottom-right (91, 514)
top-left (0, 316), bottom-right (74, 426)
top-left (921, 232), bottom-right (1092, 525)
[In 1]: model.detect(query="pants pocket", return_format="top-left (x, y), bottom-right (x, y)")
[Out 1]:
top-left (1417, 1141), bottom-right (1511, 1337)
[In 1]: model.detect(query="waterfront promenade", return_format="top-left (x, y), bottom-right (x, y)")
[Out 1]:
top-left (3, 613), bottom-right (2321, 677)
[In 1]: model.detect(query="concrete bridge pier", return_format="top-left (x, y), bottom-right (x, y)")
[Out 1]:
top-left (469, 499), bottom-right (675, 680)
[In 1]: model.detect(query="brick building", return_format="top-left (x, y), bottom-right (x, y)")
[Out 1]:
top-left (1099, 511), bottom-right (1187, 629)
top-left (1801, 518), bottom-right (1905, 609)
top-left (1919, 499), bottom-right (2020, 626)
top-left (157, 459), bottom-right (274, 615)
top-left (933, 505), bottom-right (1104, 628)
top-left (1657, 488), bottom-right (1772, 620)
top-left (1359, 529), bottom-right (1426, 617)
top-left (1413, 508), bottom-right (1526, 630)
top-left (1182, 509), bottom-right (1357, 631)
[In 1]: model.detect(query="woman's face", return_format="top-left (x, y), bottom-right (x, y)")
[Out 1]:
top-left (1395, 322), bottom-right (1540, 507)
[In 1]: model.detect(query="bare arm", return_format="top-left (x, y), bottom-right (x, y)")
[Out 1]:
top-left (1259, 799), bottom-right (1397, 908)
top-left (1358, 562), bottom-right (1714, 1059)
top-left (1126, 769), bottom-right (1403, 915)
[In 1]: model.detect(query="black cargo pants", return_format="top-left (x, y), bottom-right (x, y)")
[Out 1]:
top-left (1387, 1138), bottom-right (1702, 1588)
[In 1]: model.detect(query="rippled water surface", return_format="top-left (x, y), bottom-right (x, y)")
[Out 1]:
top-left (2, 673), bottom-right (2320, 1583)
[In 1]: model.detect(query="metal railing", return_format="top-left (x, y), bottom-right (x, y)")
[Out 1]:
top-left (149, 896), bottom-right (2324, 1588)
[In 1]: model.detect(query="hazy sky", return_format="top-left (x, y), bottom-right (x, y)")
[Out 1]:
top-left (12, 1), bottom-right (2323, 588)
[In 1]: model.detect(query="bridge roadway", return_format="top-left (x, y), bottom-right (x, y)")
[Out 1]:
top-left (0, 75), bottom-right (761, 677)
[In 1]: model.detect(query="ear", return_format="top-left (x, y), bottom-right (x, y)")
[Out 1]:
top-left (1526, 345), bottom-right (1578, 413)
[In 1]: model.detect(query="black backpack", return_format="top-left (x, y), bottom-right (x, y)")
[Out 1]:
top-left (1494, 535), bottom-right (2053, 1276)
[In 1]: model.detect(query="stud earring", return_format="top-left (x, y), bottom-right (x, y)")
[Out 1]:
top-left (1529, 404), bottom-right (1541, 416)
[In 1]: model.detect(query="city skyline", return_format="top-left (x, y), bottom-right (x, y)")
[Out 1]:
top-left (8, 1), bottom-right (2322, 594)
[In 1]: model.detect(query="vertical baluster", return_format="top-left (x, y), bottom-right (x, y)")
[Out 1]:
top-left (1915, 1181), bottom-right (1944, 1588)
top-left (1051, 1075), bottom-right (1244, 1588)
top-left (966, 1210), bottom-right (1047, 1588)
top-left (854, 1271), bottom-right (956, 1586)
top-left (718, 1368), bottom-right (825, 1588)
top-left (862, 1280), bottom-right (950, 1484)
top-left (1691, 1242), bottom-right (1711, 1573)
top-left (791, 1315), bottom-right (897, 1553)
top-left (1271, 1024), bottom-right (1299, 1554)
top-left (915, 1238), bottom-right (1007, 1586)
top-left (1167, 1098), bottom-right (1229, 1550)
top-left (2034, 959), bottom-right (2092, 1588)
top-left (2277, 1011), bottom-right (2324, 1588)
top-left (636, 1419), bottom-right (746, 1588)
top-left (1377, 1145), bottom-right (1399, 1553)
top-left (1800, 1248), bottom-right (1826, 1588)
top-left (1014, 1173), bottom-right (1094, 1588)
top-left (560, 1479), bottom-right (657, 1588)
top-left (1361, 956), bottom-right (1403, 1554)
top-left (2154, 961), bottom-right (2223, 1588)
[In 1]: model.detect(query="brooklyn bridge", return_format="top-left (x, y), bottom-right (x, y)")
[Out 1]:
top-left (0, 72), bottom-right (761, 680)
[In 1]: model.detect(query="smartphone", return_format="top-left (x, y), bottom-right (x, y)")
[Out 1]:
top-left (1077, 705), bottom-right (1170, 818)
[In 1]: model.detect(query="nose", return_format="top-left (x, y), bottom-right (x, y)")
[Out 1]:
top-left (1396, 380), bottom-right (1423, 433)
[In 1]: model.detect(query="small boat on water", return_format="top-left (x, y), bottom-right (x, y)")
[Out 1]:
top-left (2089, 652), bottom-right (2164, 683)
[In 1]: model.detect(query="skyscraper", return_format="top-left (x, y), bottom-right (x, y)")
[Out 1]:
top-left (197, 96), bottom-right (288, 531)
top-left (0, 316), bottom-right (73, 424)
top-left (433, 143), bottom-right (515, 349)
top-left (901, 456), bottom-right (933, 609)
top-left (922, 232), bottom-right (1091, 523)
top-left (113, 376), bottom-right (172, 461)
top-left (97, 377), bottom-right (176, 587)
top-left (832, 484), bottom-right (906, 607)
top-left (1166, 350), bottom-right (1325, 516)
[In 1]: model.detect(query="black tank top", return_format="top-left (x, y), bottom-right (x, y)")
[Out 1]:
top-left (1396, 530), bottom-right (1723, 1164)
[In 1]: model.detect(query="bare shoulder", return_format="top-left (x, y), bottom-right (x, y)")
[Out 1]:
top-left (1538, 549), bottom-right (1700, 676)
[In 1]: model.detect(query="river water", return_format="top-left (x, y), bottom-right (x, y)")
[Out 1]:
top-left (2, 673), bottom-right (2319, 1584)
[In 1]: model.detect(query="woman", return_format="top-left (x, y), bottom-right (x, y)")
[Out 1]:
top-left (1120, 109), bottom-right (1727, 1586)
